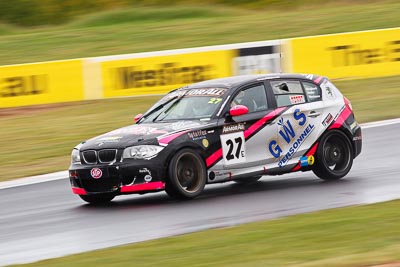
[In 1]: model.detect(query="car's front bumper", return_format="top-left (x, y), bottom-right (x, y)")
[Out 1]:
top-left (69, 161), bottom-right (165, 195)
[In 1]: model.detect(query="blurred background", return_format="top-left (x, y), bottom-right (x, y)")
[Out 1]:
top-left (0, 1), bottom-right (400, 267)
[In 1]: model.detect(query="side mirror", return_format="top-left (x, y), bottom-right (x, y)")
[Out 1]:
top-left (229, 105), bottom-right (249, 117)
top-left (134, 114), bottom-right (143, 123)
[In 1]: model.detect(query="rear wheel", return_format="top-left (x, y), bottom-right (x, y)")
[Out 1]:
top-left (165, 149), bottom-right (206, 200)
top-left (313, 130), bottom-right (353, 180)
top-left (79, 193), bottom-right (115, 204)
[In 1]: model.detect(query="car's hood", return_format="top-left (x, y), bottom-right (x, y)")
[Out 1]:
top-left (78, 120), bottom-right (214, 150)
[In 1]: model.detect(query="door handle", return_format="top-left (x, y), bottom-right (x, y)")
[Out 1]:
top-left (308, 111), bottom-right (321, 118)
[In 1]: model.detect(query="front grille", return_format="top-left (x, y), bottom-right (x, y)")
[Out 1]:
top-left (82, 149), bottom-right (118, 164)
top-left (98, 149), bottom-right (117, 163)
top-left (82, 150), bottom-right (97, 164)
top-left (81, 176), bottom-right (119, 193)
top-left (78, 167), bottom-right (120, 193)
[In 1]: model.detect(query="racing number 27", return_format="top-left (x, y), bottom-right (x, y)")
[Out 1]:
top-left (220, 132), bottom-right (246, 165)
top-left (226, 137), bottom-right (243, 160)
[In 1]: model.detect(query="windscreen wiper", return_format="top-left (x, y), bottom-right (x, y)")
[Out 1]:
top-left (153, 96), bottom-right (184, 122)
top-left (139, 96), bottom-right (179, 123)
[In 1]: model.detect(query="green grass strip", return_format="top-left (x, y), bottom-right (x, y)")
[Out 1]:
top-left (0, 1), bottom-right (400, 65)
top-left (12, 200), bottom-right (400, 267)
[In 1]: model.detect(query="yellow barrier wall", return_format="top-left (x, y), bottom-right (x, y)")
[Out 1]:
top-left (100, 50), bottom-right (235, 98)
top-left (2, 27), bottom-right (399, 109)
top-left (0, 60), bottom-right (84, 108)
top-left (290, 28), bottom-right (400, 79)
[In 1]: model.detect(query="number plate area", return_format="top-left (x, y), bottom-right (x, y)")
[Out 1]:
top-left (220, 131), bottom-right (246, 166)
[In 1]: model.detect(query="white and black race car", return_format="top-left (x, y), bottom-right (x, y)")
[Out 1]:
top-left (69, 74), bottom-right (362, 204)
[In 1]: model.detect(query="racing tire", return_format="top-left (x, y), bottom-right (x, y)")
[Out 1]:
top-left (312, 130), bottom-right (353, 180)
top-left (165, 148), bottom-right (206, 200)
top-left (79, 193), bottom-right (115, 204)
top-left (233, 176), bottom-right (262, 184)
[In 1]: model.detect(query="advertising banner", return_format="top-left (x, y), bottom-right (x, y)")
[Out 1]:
top-left (0, 60), bottom-right (84, 108)
top-left (290, 28), bottom-right (400, 79)
top-left (98, 50), bottom-right (235, 98)
top-left (231, 41), bottom-right (284, 75)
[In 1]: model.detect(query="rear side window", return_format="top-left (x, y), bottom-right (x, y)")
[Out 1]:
top-left (302, 82), bottom-right (322, 102)
top-left (270, 80), bottom-right (306, 107)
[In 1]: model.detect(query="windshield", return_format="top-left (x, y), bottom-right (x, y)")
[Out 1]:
top-left (140, 88), bottom-right (228, 123)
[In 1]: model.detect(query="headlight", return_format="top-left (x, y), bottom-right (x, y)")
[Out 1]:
top-left (123, 145), bottom-right (164, 160)
top-left (71, 149), bottom-right (81, 164)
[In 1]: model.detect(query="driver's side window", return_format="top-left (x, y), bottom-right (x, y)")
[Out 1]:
top-left (231, 84), bottom-right (268, 113)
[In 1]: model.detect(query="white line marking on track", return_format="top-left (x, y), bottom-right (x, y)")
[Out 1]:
top-left (0, 117), bottom-right (399, 190)
top-left (360, 118), bottom-right (400, 129)
top-left (0, 171), bottom-right (68, 190)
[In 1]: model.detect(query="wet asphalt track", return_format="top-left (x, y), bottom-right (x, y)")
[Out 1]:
top-left (1, 122), bottom-right (400, 266)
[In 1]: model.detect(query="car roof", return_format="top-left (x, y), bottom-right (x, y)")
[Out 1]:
top-left (182, 73), bottom-right (323, 90)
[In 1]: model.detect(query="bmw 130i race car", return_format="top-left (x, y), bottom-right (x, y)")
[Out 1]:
top-left (69, 74), bottom-right (362, 204)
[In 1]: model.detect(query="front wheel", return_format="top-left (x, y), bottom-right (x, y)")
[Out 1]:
top-left (79, 193), bottom-right (115, 204)
top-left (165, 148), bottom-right (206, 200)
top-left (313, 130), bottom-right (353, 180)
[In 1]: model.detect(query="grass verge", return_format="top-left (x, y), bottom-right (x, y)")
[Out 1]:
top-left (0, 1), bottom-right (400, 65)
top-left (12, 199), bottom-right (400, 267)
top-left (0, 75), bottom-right (399, 182)
top-left (334, 76), bottom-right (400, 123)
